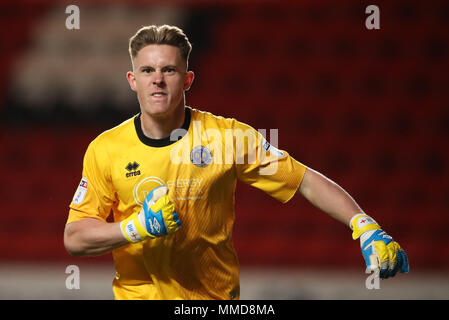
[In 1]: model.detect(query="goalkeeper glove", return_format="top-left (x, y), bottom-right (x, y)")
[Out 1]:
top-left (120, 186), bottom-right (181, 243)
top-left (350, 213), bottom-right (409, 279)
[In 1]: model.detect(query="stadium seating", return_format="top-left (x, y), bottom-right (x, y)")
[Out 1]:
top-left (0, 0), bottom-right (448, 270)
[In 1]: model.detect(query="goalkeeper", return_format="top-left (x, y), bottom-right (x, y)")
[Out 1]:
top-left (64, 25), bottom-right (408, 300)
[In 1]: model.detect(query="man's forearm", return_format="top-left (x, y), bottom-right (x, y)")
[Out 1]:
top-left (298, 167), bottom-right (363, 226)
top-left (64, 218), bottom-right (128, 256)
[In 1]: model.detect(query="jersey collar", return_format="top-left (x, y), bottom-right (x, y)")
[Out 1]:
top-left (134, 107), bottom-right (191, 147)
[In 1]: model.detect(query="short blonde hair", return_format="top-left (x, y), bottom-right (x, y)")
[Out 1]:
top-left (129, 25), bottom-right (192, 66)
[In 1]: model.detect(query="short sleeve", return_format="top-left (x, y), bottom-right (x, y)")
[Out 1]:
top-left (234, 120), bottom-right (307, 203)
top-left (67, 138), bottom-right (115, 224)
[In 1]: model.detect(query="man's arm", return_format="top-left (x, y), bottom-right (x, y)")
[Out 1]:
top-left (64, 218), bottom-right (128, 256)
top-left (64, 186), bottom-right (182, 257)
top-left (297, 167), bottom-right (409, 278)
top-left (297, 167), bottom-right (363, 225)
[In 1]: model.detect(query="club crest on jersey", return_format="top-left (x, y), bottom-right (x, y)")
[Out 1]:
top-left (190, 145), bottom-right (212, 168)
top-left (125, 161), bottom-right (141, 178)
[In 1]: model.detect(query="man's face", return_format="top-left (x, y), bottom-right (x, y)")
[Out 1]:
top-left (127, 44), bottom-right (194, 118)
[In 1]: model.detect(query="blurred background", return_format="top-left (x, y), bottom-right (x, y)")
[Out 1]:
top-left (0, 0), bottom-right (448, 299)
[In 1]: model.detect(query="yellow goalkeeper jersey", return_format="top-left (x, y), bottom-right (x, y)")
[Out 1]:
top-left (67, 106), bottom-right (306, 300)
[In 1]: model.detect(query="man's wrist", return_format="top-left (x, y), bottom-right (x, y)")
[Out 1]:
top-left (120, 211), bottom-right (149, 243)
top-left (349, 213), bottom-right (366, 229)
top-left (349, 213), bottom-right (381, 240)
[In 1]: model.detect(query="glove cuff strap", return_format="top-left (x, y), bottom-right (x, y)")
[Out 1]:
top-left (350, 213), bottom-right (381, 240)
top-left (120, 212), bottom-right (150, 243)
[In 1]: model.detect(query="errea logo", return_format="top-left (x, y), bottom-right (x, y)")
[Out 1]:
top-left (125, 161), bottom-right (141, 178)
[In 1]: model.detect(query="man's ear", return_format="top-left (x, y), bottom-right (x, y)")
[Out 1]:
top-left (184, 71), bottom-right (195, 91)
top-left (126, 71), bottom-right (137, 92)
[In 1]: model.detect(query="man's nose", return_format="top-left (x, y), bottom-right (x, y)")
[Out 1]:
top-left (152, 71), bottom-right (164, 85)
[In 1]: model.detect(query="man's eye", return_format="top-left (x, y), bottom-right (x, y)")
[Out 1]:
top-left (164, 68), bottom-right (176, 73)
top-left (143, 68), bottom-right (152, 73)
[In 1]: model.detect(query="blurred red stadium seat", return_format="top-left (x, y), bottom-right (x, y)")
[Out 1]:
top-left (1, 0), bottom-right (447, 270)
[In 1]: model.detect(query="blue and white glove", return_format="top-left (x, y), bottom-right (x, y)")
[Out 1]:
top-left (141, 186), bottom-right (181, 237)
top-left (120, 186), bottom-right (181, 243)
top-left (351, 214), bottom-right (409, 279)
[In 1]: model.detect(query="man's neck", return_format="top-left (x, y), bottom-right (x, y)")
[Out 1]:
top-left (140, 106), bottom-right (186, 140)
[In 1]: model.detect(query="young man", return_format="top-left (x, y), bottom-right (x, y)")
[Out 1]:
top-left (64, 25), bottom-right (409, 300)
